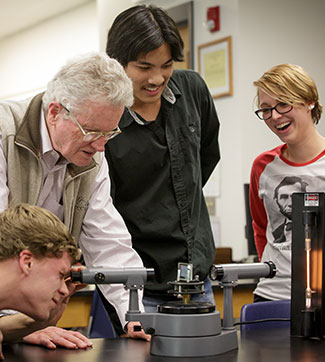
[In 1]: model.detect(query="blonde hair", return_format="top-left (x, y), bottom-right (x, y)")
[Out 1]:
top-left (0, 204), bottom-right (80, 263)
top-left (254, 64), bottom-right (323, 124)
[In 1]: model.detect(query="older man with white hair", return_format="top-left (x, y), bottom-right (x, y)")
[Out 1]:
top-left (0, 53), bottom-right (149, 349)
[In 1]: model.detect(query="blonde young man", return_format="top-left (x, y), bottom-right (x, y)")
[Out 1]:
top-left (0, 203), bottom-right (87, 359)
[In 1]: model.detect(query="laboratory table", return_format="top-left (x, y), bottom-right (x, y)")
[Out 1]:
top-left (3, 327), bottom-right (325, 362)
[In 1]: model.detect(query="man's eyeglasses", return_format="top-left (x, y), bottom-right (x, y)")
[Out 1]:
top-left (255, 102), bottom-right (293, 121)
top-left (60, 103), bottom-right (122, 143)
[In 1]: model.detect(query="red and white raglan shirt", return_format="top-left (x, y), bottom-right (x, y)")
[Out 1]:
top-left (250, 144), bottom-right (325, 300)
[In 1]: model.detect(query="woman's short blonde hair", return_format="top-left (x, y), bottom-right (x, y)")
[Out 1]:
top-left (254, 64), bottom-right (323, 124)
top-left (0, 204), bottom-right (80, 263)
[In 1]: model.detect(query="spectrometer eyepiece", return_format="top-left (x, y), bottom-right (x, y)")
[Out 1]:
top-left (71, 270), bottom-right (81, 282)
top-left (209, 265), bottom-right (224, 281)
top-left (264, 261), bottom-right (277, 278)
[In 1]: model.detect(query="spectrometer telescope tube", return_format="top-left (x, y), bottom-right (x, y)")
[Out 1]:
top-left (209, 261), bottom-right (276, 282)
top-left (71, 267), bottom-right (155, 285)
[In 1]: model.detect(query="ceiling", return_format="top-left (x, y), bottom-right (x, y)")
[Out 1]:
top-left (0, 0), bottom-right (92, 40)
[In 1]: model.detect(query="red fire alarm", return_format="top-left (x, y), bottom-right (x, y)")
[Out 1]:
top-left (207, 6), bottom-right (220, 32)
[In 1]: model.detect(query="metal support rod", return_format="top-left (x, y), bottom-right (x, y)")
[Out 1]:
top-left (222, 284), bottom-right (235, 329)
top-left (128, 288), bottom-right (140, 313)
top-left (210, 262), bottom-right (277, 330)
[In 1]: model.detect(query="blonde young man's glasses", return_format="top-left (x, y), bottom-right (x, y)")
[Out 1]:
top-left (60, 103), bottom-right (122, 143)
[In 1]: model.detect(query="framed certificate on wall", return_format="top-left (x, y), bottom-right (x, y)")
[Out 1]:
top-left (198, 36), bottom-right (233, 99)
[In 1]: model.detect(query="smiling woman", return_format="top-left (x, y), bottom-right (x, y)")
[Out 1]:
top-left (249, 63), bottom-right (324, 303)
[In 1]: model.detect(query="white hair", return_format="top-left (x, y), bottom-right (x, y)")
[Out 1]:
top-left (42, 52), bottom-right (133, 112)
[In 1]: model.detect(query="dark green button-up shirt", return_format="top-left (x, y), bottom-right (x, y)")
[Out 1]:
top-left (105, 69), bottom-right (220, 295)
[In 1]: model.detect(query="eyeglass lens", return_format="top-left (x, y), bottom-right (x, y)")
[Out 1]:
top-left (256, 103), bottom-right (293, 120)
top-left (83, 129), bottom-right (121, 143)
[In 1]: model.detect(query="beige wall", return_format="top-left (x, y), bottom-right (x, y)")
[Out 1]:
top-left (0, 1), bottom-right (98, 100)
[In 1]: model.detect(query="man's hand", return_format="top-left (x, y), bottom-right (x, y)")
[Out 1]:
top-left (123, 322), bottom-right (151, 342)
top-left (22, 326), bottom-right (93, 350)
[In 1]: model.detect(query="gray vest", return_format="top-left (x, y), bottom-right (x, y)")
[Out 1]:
top-left (0, 93), bottom-right (100, 241)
